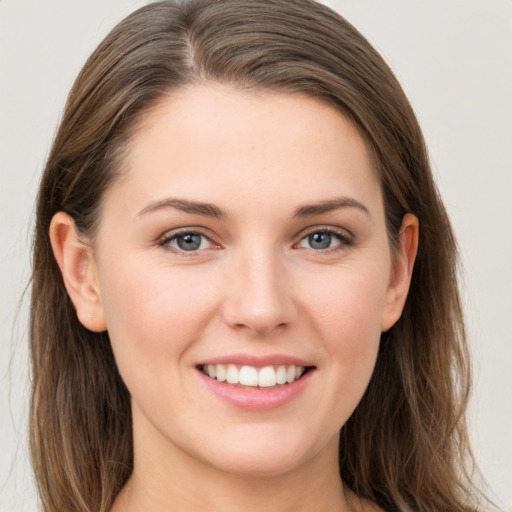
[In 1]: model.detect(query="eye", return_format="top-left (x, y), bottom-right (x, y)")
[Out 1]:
top-left (160, 230), bottom-right (217, 253)
top-left (296, 228), bottom-right (352, 251)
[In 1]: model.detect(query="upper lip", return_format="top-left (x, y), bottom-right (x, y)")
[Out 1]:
top-left (197, 354), bottom-right (315, 368)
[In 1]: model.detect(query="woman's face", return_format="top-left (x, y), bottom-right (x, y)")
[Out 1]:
top-left (87, 84), bottom-right (413, 477)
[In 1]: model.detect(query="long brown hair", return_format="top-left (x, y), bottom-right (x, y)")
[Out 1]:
top-left (30, 1), bottom-right (483, 510)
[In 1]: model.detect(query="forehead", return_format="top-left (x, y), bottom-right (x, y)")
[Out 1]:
top-left (107, 84), bottom-right (382, 218)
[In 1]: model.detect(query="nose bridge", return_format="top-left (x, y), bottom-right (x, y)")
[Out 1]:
top-left (223, 241), bottom-right (296, 335)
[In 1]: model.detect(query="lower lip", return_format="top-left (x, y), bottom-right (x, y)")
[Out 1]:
top-left (197, 369), bottom-right (314, 411)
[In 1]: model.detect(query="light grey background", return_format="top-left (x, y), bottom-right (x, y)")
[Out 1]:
top-left (1, 1), bottom-right (511, 511)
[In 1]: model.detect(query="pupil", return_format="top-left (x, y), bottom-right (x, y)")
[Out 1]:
top-left (177, 233), bottom-right (201, 251)
top-left (309, 232), bottom-right (331, 249)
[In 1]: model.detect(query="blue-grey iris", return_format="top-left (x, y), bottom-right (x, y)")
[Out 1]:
top-left (177, 233), bottom-right (202, 251)
top-left (309, 232), bottom-right (332, 250)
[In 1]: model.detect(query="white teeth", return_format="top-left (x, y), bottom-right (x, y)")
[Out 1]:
top-left (216, 364), bottom-right (227, 382)
top-left (202, 363), bottom-right (307, 387)
top-left (239, 365), bottom-right (258, 386)
top-left (258, 366), bottom-right (277, 387)
top-left (226, 364), bottom-right (239, 384)
top-left (276, 365), bottom-right (287, 385)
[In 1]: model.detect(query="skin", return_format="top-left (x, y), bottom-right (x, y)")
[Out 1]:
top-left (50, 84), bottom-right (418, 512)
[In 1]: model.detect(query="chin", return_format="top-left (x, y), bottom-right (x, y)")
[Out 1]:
top-left (207, 450), bottom-right (309, 479)
top-left (190, 424), bottom-right (335, 479)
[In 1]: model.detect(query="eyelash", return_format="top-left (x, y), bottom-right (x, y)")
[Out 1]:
top-left (295, 226), bottom-right (354, 253)
top-left (158, 228), bottom-right (218, 254)
top-left (158, 226), bottom-right (354, 254)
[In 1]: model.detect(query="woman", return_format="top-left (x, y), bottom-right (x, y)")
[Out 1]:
top-left (30, 1), bottom-right (486, 511)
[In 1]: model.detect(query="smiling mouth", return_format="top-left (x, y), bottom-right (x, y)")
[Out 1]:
top-left (198, 364), bottom-right (313, 388)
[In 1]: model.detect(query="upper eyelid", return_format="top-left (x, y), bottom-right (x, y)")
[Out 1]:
top-left (296, 225), bottom-right (353, 240)
top-left (159, 226), bottom-right (215, 242)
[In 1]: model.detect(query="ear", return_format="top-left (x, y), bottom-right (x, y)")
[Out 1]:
top-left (49, 212), bottom-right (107, 332)
top-left (380, 213), bottom-right (419, 332)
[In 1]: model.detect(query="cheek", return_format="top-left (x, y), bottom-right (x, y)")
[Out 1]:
top-left (304, 262), bottom-right (389, 339)
top-left (97, 258), bottom-right (220, 383)
top-left (301, 262), bottom-right (389, 390)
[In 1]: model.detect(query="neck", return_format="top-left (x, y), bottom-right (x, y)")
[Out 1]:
top-left (116, 460), bottom-right (348, 512)
top-left (110, 403), bottom-right (381, 512)
top-left (112, 426), bottom-right (354, 512)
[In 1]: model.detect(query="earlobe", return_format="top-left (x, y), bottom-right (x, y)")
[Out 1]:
top-left (49, 212), bottom-right (107, 332)
top-left (380, 213), bottom-right (419, 332)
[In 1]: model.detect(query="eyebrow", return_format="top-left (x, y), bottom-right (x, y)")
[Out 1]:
top-left (137, 196), bottom-right (370, 220)
top-left (293, 197), bottom-right (371, 218)
top-left (137, 198), bottom-right (226, 219)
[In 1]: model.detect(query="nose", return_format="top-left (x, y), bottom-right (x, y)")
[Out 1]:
top-left (221, 248), bottom-right (298, 337)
